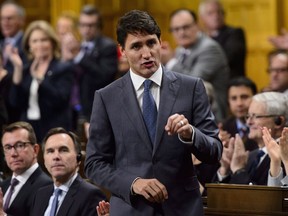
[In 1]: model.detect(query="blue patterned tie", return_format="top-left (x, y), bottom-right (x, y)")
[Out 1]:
top-left (50, 188), bottom-right (62, 216)
top-left (142, 80), bottom-right (157, 144)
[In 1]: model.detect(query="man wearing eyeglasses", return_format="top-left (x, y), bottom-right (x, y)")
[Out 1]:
top-left (161, 8), bottom-right (229, 122)
top-left (215, 92), bottom-right (287, 185)
top-left (263, 49), bottom-right (288, 95)
top-left (0, 121), bottom-right (52, 216)
top-left (61, 4), bottom-right (118, 133)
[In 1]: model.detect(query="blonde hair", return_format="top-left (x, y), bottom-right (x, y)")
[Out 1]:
top-left (22, 20), bottom-right (61, 59)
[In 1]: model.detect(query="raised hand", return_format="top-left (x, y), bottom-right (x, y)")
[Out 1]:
top-left (218, 137), bottom-right (234, 176)
top-left (262, 126), bottom-right (281, 177)
top-left (96, 200), bottom-right (110, 216)
top-left (8, 47), bottom-right (23, 70)
top-left (268, 28), bottom-right (288, 50)
top-left (218, 122), bottom-right (231, 148)
top-left (230, 134), bottom-right (248, 173)
top-left (279, 127), bottom-right (288, 174)
top-left (165, 113), bottom-right (193, 141)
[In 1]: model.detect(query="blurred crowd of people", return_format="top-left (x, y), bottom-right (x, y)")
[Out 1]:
top-left (0, 0), bottom-right (288, 215)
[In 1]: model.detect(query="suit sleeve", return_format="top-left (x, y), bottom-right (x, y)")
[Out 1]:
top-left (189, 78), bottom-right (223, 164)
top-left (84, 91), bottom-right (138, 205)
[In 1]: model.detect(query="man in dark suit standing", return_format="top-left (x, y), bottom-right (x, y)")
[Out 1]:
top-left (85, 10), bottom-right (222, 216)
top-left (31, 127), bottom-right (106, 216)
top-left (61, 5), bottom-right (118, 131)
top-left (0, 121), bottom-right (52, 216)
top-left (199, 0), bottom-right (246, 78)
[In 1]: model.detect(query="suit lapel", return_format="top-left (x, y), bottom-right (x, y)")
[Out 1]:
top-left (57, 176), bottom-right (81, 216)
top-left (252, 154), bottom-right (270, 183)
top-left (121, 73), bottom-right (153, 152)
top-left (10, 167), bottom-right (41, 208)
top-left (37, 186), bottom-right (54, 215)
top-left (153, 70), bottom-right (180, 154)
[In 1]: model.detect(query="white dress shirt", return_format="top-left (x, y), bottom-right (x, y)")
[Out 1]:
top-left (3, 163), bottom-right (39, 208)
top-left (44, 173), bottom-right (78, 216)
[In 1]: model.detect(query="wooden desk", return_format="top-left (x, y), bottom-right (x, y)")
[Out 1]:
top-left (204, 183), bottom-right (288, 216)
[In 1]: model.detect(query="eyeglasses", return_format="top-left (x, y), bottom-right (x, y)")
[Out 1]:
top-left (245, 114), bottom-right (278, 121)
top-left (3, 141), bottom-right (33, 154)
top-left (267, 67), bottom-right (288, 73)
top-left (170, 23), bottom-right (195, 33)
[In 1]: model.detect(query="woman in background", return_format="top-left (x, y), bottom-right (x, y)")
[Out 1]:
top-left (9, 20), bottom-right (73, 141)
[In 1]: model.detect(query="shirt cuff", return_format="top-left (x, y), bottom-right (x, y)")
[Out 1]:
top-left (217, 170), bottom-right (229, 181)
top-left (267, 168), bottom-right (283, 186)
top-left (130, 177), bottom-right (141, 195)
top-left (281, 175), bottom-right (288, 186)
top-left (178, 124), bottom-right (194, 144)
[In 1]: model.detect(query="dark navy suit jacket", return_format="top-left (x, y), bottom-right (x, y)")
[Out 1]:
top-left (31, 175), bottom-right (106, 216)
top-left (0, 166), bottom-right (52, 216)
top-left (77, 35), bottom-right (118, 121)
top-left (9, 58), bottom-right (73, 140)
top-left (212, 25), bottom-right (246, 78)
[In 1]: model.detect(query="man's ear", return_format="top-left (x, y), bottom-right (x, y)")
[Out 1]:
top-left (33, 143), bottom-right (40, 156)
top-left (119, 45), bottom-right (126, 57)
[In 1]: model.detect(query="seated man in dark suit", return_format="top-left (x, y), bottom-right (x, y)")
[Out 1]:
top-left (220, 77), bottom-right (258, 151)
top-left (0, 121), bottom-right (52, 216)
top-left (31, 127), bottom-right (106, 216)
top-left (199, 0), bottom-right (246, 78)
top-left (215, 92), bottom-right (287, 185)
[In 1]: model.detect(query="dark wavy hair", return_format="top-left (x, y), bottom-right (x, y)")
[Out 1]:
top-left (116, 10), bottom-right (161, 47)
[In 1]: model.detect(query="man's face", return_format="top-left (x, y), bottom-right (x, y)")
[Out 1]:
top-left (78, 14), bottom-right (99, 41)
top-left (44, 133), bottom-right (78, 185)
top-left (121, 33), bottom-right (161, 78)
top-left (200, 2), bottom-right (224, 31)
top-left (170, 11), bottom-right (198, 48)
top-left (0, 4), bottom-right (23, 37)
top-left (268, 54), bottom-right (288, 92)
top-left (246, 100), bottom-right (276, 143)
top-left (2, 129), bottom-right (38, 175)
top-left (228, 86), bottom-right (254, 119)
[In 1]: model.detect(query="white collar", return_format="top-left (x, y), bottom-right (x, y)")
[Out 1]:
top-left (130, 65), bottom-right (162, 91)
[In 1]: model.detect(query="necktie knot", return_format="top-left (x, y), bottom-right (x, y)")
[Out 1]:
top-left (257, 149), bottom-right (265, 162)
top-left (144, 79), bottom-right (153, 90)
top-left (10, 178), bottom-right (19, 187)
top-left (54, 188), bottom-right (62, 196)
